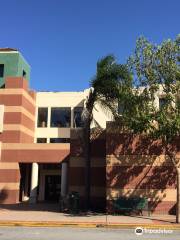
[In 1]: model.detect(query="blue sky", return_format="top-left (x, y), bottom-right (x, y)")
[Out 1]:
top-left (1, 0), bottom-right (179, 91)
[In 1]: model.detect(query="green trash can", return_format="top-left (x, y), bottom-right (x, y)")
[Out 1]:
top-left (68, 191), bottom-right (80, 214)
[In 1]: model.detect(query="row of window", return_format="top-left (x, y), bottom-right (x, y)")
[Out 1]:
top-left (37, 138), bottom-right (70, 143)
top-left (37, 107), bottom-right (84, 128)
top-left (118, 98), bottom-right (167, 114)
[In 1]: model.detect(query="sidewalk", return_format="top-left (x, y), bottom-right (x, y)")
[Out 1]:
top-left (0, 203), bottom-right (179, 229)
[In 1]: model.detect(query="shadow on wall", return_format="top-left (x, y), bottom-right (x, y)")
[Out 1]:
top-left (106, 125), bottom-right (179, 214)
top-left (0, 188), bottom-right (8, 204)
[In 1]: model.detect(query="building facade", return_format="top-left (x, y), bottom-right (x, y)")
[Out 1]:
top-left (0, 49), bottom-right (179, 214)
top-left (0, 49), bottom-right (112, 208)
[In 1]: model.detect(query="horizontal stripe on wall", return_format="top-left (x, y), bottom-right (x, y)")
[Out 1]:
top-left (0, 189), bottom-right (19, 204)
top-left (0, 131), bottom-right (34, 143)
top-left (19, 131), bottom-right (34, 143)
top-left (70, 157), bottom-right (106, 167)
top-left (0, 162), bottom-right (19, 169)
top-left (22, 95), bottom-right (36, 115)
top-left (70, 140), bottom-right (107, 158)
top-left (0, 182), bottom-right (19, 190)
top-left (0, 89), bottom-right (35, 105)
top-left (69, 186), bottom-right (105, 197)
top-left (106, 155), bottom-right (179, 166)
top-left (106, 165), bottom-right (176, 189)
top-left (3, 124), bottom-right (34, 137)
top-left (5, 106), bottom-right (35, 121)
top-left (0, 169), bottom-right (20, 182)
top-left (0, 95), bottom-right (35, 115)
top-left (106, 188), bottom-right (177, 201)
top-left (2, 143), bottom-right (70, 150)
top-left (4, 112), bottom-right (35, 131)
top-left (1, 149), bottom-right (70, 163)
top-left (106, 133), bottom-right (180, 155)
top-left (5, 77), bottom-right (28, 90)
top-left (0, 131), bottom-right (21, 143)
top-left (69, 167), bottom-right (106, 187)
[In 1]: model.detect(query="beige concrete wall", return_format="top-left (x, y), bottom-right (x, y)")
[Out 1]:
top-left (35, 90), bottom-right (113, 140)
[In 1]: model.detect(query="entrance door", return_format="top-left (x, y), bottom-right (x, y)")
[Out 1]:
top-left (45, 175), bottom-right (61, 202)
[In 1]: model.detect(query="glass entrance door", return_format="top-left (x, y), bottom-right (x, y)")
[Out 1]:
top-left (45, 175), bottom-right (61, 202)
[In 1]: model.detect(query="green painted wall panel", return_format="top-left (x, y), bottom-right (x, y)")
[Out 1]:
top-left (17, 53), bottom-right (30, 82)
top-left (0, 52), bottom-right (19, 87)
top-left (0, 51), bottom-right (30, 87)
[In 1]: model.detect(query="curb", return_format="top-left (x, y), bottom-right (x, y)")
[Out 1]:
top-left (0, 221), bottom-right (180, 230)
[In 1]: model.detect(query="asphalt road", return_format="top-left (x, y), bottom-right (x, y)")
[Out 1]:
top-left (0, 227), bottom-right (179, 240)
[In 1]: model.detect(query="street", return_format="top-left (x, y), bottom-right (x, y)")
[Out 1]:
top-left (0, 227), bottom-right (179, 240)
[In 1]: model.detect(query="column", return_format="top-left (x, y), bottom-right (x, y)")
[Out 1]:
top-left (47, 106), bottom-right (51, 128)
top-left (71, 107), bottom-right (74, 128)
top-left (61, 162), bottom-right (68, 197)
top-left (29, 163), bottom-right (39, 203)
top-left (23, 164), bottom-right (30, 201)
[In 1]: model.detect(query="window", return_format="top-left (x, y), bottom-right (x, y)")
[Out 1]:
top-left (159, 98), bottom-right (166, 110)
top-left (37, 138), bottom-right (47, 143)
top-left (0, 64), bottom-right (4, 77)
top-left (37, 108), bottom-right (48, 127)
top-left (51, 107), bottom-right (71, 127)
top-left (73, 107), bottom-right (84, 128)
top-left (50, 138), bottom-right (70, 143)
top-left (23, 70), bottom-right (26, 77)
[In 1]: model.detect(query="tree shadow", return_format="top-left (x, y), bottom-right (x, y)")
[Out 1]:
top-left (106, 121), bottom-right (178, 215)
top-left (0, 202), bottom-right (60, 212)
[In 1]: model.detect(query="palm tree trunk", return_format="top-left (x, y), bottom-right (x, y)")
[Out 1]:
top-left (84, 117), bottom-right (91, 210)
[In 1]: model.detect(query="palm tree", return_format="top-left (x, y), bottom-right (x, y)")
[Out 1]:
top-left (83, 55), bottom-right (131, 210)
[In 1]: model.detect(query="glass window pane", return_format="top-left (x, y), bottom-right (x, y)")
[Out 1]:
top-left (0, 64), bottom-right (4, 77)
top-left (73, 107), bottom-right (84, 128)
top-left (37, 138), bottom-right (47, 143)
top-left (51, 107), bottom-right (71, 127)
top-left (37, 108), bottom-right (48, 127)
top-left (50, 138), bottom-right (70, 143)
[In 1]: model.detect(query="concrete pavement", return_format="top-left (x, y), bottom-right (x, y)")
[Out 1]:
top-left (0, 203), bottom-right (179, 229)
